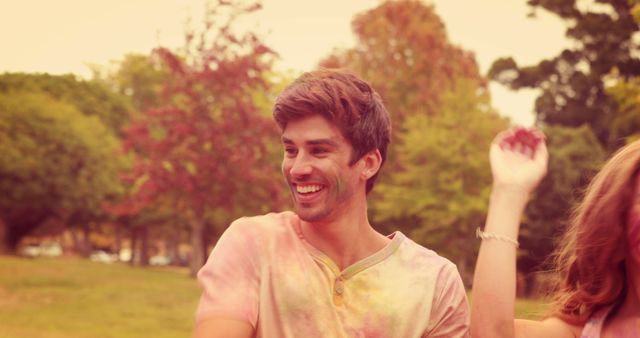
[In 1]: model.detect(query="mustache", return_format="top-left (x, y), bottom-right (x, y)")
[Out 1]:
top-left (286, 176), bottom-right (325, 184)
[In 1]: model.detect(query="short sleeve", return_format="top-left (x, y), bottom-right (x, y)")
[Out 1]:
top-left (424, 263), bottom-right (470, 338)
top-left (195, 218), bottom-right (260, 328)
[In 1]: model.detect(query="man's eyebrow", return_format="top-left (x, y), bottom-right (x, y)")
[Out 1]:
top-left (306, 139), bottom-right (338, 147)
top-left (281, 137), bottom-right (338, 147)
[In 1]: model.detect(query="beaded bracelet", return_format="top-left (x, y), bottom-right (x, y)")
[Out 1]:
top-left (476, 227), bottom-right (519, 248)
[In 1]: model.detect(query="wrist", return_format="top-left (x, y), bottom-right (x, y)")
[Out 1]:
top-left (490, 185), bottom-right (531, 208)
top-left (491, 182), bottom-right (533, 197)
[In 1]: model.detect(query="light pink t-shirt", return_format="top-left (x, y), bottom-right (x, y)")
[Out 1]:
top-left (196, 211), bottom-right (470, 337)
top-left (579, 305), bottom-right (640, 338)
top-left (579, 306), bottom-right (611, 338)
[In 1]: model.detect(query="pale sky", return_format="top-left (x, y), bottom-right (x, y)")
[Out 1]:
top-left (0, 0), bottom-right (571, 125)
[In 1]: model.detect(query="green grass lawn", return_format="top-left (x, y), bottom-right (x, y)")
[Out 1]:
top-left (0, 255), bottom-right (551, 337)
top-left (0, 256), bottom-right (200, 338)
top-left (514, 296), bottom-right (551, 320)
top-left (467, 291), bottom-right (551, 322)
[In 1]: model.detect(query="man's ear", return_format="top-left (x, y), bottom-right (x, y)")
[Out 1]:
top-left (360, 149), bottom-right (382, 180)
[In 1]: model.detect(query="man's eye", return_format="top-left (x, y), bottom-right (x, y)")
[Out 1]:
top-left (284, 148), bottom-right (297, 156)
top-left (311, 148), bottom-right (328, 156)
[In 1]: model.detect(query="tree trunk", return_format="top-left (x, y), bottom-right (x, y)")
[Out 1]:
top-left (0, 220), bottom-right (9, 254)
top-left (189, 219), bottom-right (205, 277)
top-left (167, 231), bottom-right (179, 265)
top-left (3, 210), bottom-right (49, 254)
top-left (524, 272), bottom-right (536, 298)
top-left (139, 225), bottom-right (149, 267)
top-left (81, 223), bottom-right (92, 257)
top-left (70, 229), bottom-right (81, 255)
top-left (130, 228), bottom-right (138, 266)
top-left (114, 223), bottom-right (122, 259)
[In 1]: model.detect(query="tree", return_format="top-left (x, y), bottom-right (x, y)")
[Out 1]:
top-left (320, 0), bottom-right (508, 281)
top-left (0, 91), bottom-right (127, 253)
top-left (605, 70), bottom-right (640, 145)
top-left (119, 0), bottom-right (284, 276)
top-left (372, 79), bottom-right (508, 282)
top-left (0, 73), bottom-right (131, 135)
top-left (518, 125), bottom-right (605, 295)
top-left (604, 0), bottom-right (640, 145)
top-left (92, 53), bottom-right (168, 114)
top-left (320, 0), bottom-right (481, 127)
top-left (0, 73), bottom-right (133, 255)
top-left (94, 53), bottom-right (173, 263)
top-left (487, 1), bottom-right (640, 291)
top-left (488, 0), bottom-right (640, 150)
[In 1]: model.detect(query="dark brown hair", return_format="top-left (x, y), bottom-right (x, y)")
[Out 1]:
top-left (551, 139), bottom-right (640, 324)
top-left (273, 68), bottom-right (391, 194)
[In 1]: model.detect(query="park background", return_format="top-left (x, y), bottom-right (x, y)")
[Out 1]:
top-left (1, 0), bottom-right (639, 337)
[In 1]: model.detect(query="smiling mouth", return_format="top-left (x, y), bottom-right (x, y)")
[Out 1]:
top-left (293, 183), bottom-right (325, 202)
top-left (296, 184), bottom-right (323, 194)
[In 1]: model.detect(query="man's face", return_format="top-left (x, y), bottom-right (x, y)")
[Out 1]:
top-left (281, 115), bottom-right (364, 222)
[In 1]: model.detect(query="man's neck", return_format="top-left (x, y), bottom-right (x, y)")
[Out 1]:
top-left (299, 203), bottom-right (390, 271)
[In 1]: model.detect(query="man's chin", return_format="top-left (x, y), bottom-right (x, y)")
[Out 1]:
top-left (295, 206), bottom-right (330, 223)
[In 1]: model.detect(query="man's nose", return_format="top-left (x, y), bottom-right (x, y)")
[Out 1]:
top-left (289, 154), bottom-right (313, 177)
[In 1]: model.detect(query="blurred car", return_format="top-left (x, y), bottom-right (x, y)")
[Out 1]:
top-left (150, 255), bottom-right (171, 266)
top-left (20, 242), bottom-right (63, 258)
top-left (21, 245), bottom-right (41, 258)
top-left (89, 250), bottom-right (118, 264)
top-left (39, 242), bottom-right (63, 257)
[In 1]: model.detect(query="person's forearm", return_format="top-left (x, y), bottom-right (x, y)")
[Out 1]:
top-left (471, 186), bottom-right (529, 338)
top-left (192, 318), bottom-right (254, 338)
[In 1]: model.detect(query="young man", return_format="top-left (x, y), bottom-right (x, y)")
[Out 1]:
top-left (193, 69), bottom-right (469, 338)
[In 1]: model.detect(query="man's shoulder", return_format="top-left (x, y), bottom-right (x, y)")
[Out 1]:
top-left (226, 211), bottom-right (298, 240)
top-left (396, 234), bottom-right (458, 272)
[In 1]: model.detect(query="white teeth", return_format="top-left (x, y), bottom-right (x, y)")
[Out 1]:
top-left (296, 185), bottom-right (322, 194)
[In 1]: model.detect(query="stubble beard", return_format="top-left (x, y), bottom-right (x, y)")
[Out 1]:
top-left (296, 202), bottom-right (332, 223)
top-left (293, 183), bottom-right (355, 223)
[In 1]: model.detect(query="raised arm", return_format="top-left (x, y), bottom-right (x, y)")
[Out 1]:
top-left (192, 219), bottom-right (259, 338)
top-left (470, 128), bottom-right (548, 338)
top-left (192, 318), bottom-right (253, 338)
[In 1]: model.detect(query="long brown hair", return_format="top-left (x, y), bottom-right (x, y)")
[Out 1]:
top-left (551, 139), bottom-right (640, 324)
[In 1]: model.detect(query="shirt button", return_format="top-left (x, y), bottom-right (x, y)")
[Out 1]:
top-left (335, 280), bottom-right (344, 295)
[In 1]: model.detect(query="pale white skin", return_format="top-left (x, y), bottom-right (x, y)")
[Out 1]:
top-left (192, 115), bottom-right (388, 338)
top-left (471, 129), bottom-right (640, 338)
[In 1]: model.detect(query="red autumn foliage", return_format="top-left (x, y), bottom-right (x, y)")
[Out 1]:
top-left (116, 0), bottom-right (278, 213)
top-left (319, 1), bottom-right (483, 123)
top-left (110, 0), bottom-right (283, 274)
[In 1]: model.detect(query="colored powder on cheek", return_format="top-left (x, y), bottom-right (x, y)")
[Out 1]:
top-left (334, 177), bottom-right (346, 195)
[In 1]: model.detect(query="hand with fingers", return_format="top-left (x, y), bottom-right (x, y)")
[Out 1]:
top-left (490, 127), bottom-right (549, 195)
